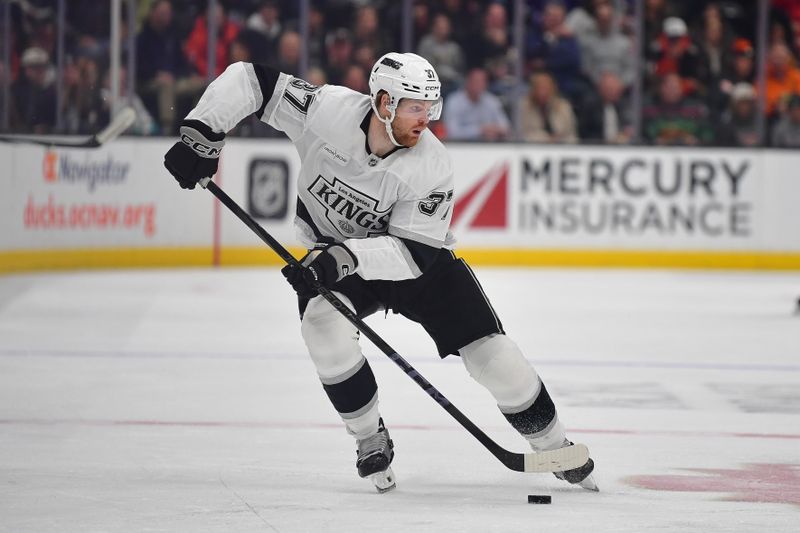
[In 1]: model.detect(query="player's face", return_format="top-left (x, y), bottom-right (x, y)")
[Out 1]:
top-left (391, 98), bottom-right (438, 147)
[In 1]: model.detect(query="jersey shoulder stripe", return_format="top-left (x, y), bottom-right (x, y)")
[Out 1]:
top-left (251, 64), bottom-right (280, 119)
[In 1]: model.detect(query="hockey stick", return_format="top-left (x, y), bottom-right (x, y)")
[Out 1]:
top-left (0, 106), bottom-right (136, 148)
top-left (199, 177), bottom-right (589, 474)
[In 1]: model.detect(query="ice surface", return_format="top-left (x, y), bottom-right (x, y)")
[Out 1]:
top-left (1, 267), bottom-right (798, 532)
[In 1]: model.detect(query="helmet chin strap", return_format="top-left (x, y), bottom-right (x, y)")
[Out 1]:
top-left (379, 109), bottom-right (405, 147)
top-left (371, 100), bottom-right (405, 148)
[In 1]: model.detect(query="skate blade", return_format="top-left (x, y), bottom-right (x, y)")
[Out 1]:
top-left (368, 466), bottom-right (396, 493)
top-left (578, 474), bottom-right (599, 492)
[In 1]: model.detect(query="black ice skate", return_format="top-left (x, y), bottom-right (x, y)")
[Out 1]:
top-left (356, 418), bottom-right (396, 493)
top-left (553, 441), bottom-right (598, 491)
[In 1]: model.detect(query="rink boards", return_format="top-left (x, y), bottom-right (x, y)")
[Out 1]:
top-left (2, 139), bottom-right (800, 273)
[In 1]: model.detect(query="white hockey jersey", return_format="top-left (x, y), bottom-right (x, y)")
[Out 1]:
top-left (186, 62), bottom-right (456, 281)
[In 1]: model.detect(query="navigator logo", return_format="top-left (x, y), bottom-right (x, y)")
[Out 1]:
top-left (42, 150), bottom-right (130, 192)
top-left (451, 162), bottom-right (508, 230)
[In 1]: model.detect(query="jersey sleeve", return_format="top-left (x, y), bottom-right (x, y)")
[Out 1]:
top-left (260, 74), bottom-right (323, 142)
top-left (183, 61), bottom-right (320, 142)
top-left (387, 178), bottom-right (454, 248)
top-left (184, 61), bottom-right (267, 133)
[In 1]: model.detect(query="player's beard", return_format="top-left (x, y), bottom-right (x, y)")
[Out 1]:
top-left (391, 121), bottom-right (424, 147)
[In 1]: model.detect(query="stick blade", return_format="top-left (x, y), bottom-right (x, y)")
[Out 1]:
top-left (93, 106), bottom-right (136, 145)
top-left (523, 443), bottom-right (590, 473)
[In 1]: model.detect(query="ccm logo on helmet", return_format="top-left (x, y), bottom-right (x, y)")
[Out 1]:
top-left (425, 86), bottom-right (438, 90)
top-left (181, 134), bottom-right (221, 157)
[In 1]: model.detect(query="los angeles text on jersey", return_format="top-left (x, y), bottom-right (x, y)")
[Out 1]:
top-left (308, 175), bottom-right (391, 237)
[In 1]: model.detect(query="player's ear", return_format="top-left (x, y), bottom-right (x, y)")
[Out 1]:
top-left (379, 92), bottom-right (391, 119)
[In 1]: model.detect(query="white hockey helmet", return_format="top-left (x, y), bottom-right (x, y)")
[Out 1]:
top-left (369, 52), bottom-right (443, 125)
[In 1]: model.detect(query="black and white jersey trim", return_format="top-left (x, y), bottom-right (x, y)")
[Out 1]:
top-left (394, 239), bottom-right (423, 278)
top-left (399, 237), bottom-right (440, 274)
top-left (258, 68), bottom-right (290, 124)
top-left (249, 63), bottom-right (280, 119)
top-left (296, 199), bottom-right (324, 241)
top-left (388, 224), bottom-right (444, 248)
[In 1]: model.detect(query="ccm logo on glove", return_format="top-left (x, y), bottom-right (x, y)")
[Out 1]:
top-left (164, 120), bottom-right (225, 190)
top-left (180, 133), bottom-right (222, 158)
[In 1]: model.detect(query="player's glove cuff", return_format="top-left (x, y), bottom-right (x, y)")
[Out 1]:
top-left (281, 243), bottom-right (357, 298)
top-left (323, 243), bottom-right (358, 282)
top-left (163, 120), bottom-right (225, 190)
top-left (302, 243), bottom-right (358, 286)
top-left (179, 120), bottom-right (226, 159)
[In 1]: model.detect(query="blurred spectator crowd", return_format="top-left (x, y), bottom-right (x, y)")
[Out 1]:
top-left (3, 0), bottom-right (800, 147)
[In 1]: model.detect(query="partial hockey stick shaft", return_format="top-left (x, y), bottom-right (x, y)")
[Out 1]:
top-left (200, 178), bottom-right (589, 474)
top-left (0, 107), bottom-right (136, 148)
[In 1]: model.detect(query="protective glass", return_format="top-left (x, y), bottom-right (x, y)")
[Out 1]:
top-left (395, 97), bottom-right (443, 121)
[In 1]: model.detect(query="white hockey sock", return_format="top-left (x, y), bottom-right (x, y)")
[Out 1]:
top-left (460, 334), bottom-right (568, 452)
top-left (342, 401), bottom-right (382, 440)
top-left (524, 419), bottom-right (567, 452)
top-left (301, 294), bottom-right (381, 441)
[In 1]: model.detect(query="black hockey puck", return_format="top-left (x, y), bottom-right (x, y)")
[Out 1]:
top-left (527, 494), bottom-right (552, 504)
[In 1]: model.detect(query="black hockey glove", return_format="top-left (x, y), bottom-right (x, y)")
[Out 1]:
top-left (281, 242), bottom-right (358, 298)
top-left (163, 120), bottom-right (225, 190)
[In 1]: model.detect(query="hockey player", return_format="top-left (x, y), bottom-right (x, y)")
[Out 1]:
top-left (163, 52), bottom-right (597, 493)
